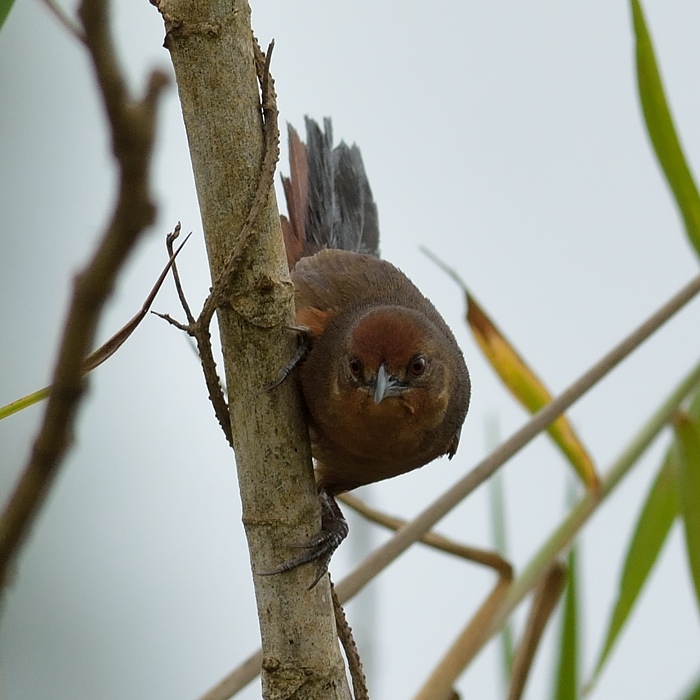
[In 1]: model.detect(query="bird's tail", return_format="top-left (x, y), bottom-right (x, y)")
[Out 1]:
top-left (280, 117), bottom-right (380, 268)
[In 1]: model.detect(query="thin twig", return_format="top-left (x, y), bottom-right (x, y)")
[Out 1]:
top-left (193, 327), bottom-right (233, 447)
top-left (40, 0), bottom-right (86, 42)
top-left (166, 222), bottom-right (196, 325)
top-left (506, 562), bottom-right (567, 700)
top-left (0, 0), bottom-right (168, 590)
top-left (152, 311), bottom-right (191, 332)
top-left (331, 580), bottom-right (369, 700)
top-left (339, 493), bottom-right (512, 578)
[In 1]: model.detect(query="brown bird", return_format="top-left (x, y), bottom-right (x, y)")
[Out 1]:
top-left (270, 118), bottom-right (470, 585)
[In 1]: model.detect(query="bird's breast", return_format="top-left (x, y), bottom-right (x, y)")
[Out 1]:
top-left (308, 389), bottom-right (453, 494)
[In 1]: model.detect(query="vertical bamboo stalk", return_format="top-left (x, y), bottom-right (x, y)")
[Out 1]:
top-left (155, 2), bottom-right (351, 697)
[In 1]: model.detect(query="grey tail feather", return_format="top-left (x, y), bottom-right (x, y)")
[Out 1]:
top-left (303, 117), bottom-right (380, 258)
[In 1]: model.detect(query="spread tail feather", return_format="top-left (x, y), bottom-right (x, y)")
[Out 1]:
top-left (280, 117), bottom-right (380, 268)
top-left (280, 124), bottom-right (308, 268)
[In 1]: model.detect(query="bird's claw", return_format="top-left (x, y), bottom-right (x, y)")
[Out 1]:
top-left (260, 490), bottom-right (348, 589)
top-left (266, 325), bottom-right (312, 391)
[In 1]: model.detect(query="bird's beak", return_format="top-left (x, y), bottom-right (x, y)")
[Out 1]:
top-left (373, 364), bottom-right (404, 404)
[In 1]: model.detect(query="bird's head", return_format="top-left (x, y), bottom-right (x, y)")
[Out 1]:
top-left (338, 306), bottom-right (451, 421)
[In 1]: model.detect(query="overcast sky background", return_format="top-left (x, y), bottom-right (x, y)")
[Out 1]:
top-left (1, 1), bottom-right (700, 699)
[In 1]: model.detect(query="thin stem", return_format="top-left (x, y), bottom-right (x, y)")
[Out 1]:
top-left (40, 0), bottom-right (86, 42)
top-left (340, 493), bottom-right (511, 577)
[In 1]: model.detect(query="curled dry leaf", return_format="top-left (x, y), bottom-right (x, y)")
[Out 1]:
top-left (466, 292), bottom-right (599, 490)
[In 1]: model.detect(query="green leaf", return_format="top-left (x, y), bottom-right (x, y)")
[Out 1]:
top-left (631, 0), bottom-right (700, 259)
top-left (552, 545), bottom-right (579, 700)
top-left (588, 457), bottom-right (677, 686)
top-left (0, 387), bottom-right (51, 420)
top-left (588, 389), bottom-right (700, 690)
top-left (488, 466), bottom-right (513, 685)
top-left (0, 0), bottom-right (14, 31)
top-left (677, 670), bottom-right (700, 700)
top-left (672, 410), bottom-right (700, 619)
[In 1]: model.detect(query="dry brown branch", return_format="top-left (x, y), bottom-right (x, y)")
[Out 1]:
top-left (165, 223), bottom-right (196, 325)
top-left (331, 581), bottom-right (369, 700)
top-left (507, 562), bottom-right (567, 700)
top-left (40, 0), bottom-right (86, 42)
top-left (339, 493), bottom-right (512, 578)
top-left (0, 0), bottom-right (168, 591)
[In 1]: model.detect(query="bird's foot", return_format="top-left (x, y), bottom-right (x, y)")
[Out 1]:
top-left (261, 490), bottom-right (349, 589)
top-left (266, 325), bottom-right (312, 390)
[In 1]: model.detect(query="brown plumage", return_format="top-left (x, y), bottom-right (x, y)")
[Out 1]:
top-left (271, 118), bottom-right (470, 583)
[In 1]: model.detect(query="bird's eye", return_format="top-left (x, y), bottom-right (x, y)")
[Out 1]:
top-left (409, 356), bottom-right (427, 377)
top-left (348, 357), bottom-right (362, 378)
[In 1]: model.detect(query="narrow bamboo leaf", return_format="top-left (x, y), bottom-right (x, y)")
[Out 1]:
top-left (0, 387), bottom-right (52, 420)
top-left (631, 0), bottom-right (700, 258)
top-left (0, 0), bottom-right (14, 31)
top-left (672, 411), bottom-right (700, 618)
top-left (588, 456), bottom-right (677, 687)
top-left (588, 389), bottom-right (700, 690)
top-left (488, 462), bottom-right (513, 683)
top-left (552, 546), bottom-right (579, 700)
top-left (467, 292), bottom-right (599, 490)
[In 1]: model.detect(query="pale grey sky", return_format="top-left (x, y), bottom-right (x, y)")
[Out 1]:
top-left (1, 1), bottom-right (700, 699)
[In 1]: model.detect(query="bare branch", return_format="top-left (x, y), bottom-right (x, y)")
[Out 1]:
top-left (507, 563), bottom-right (567, 700)
top-left (331, 581), bottom-right (368, 700)
top-left (39, 0), bottom-right (86, 42)
top-left (166, 223), bottom-right (196, 325)
top-left (339, 493), bottom-right (512, 577)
